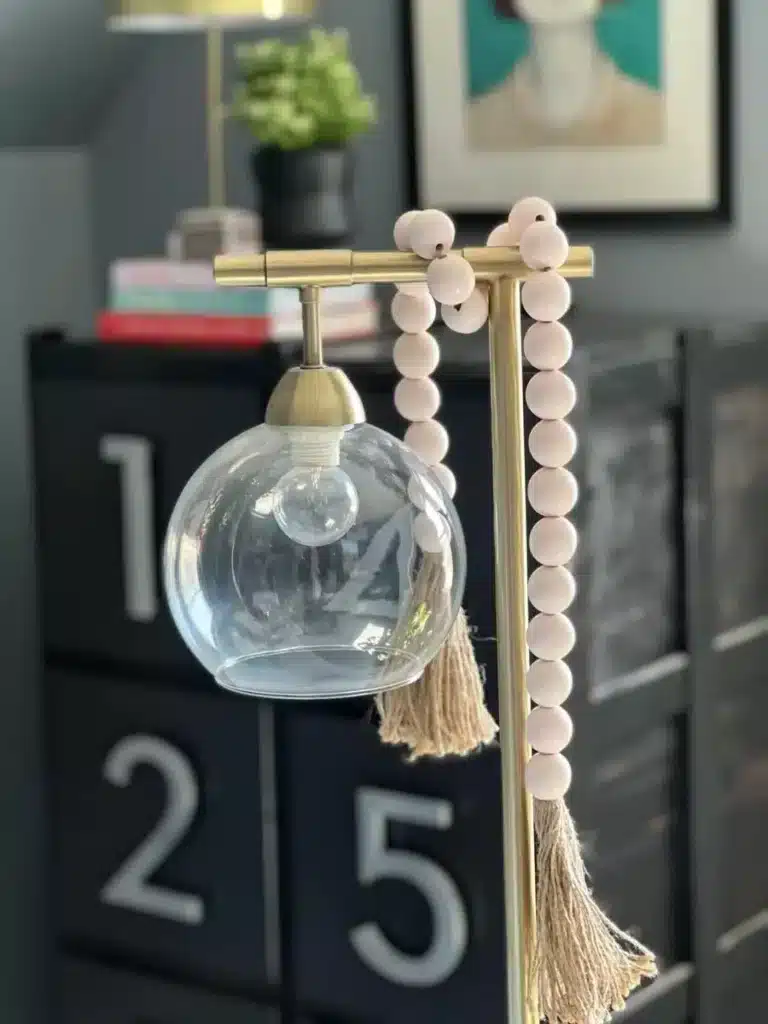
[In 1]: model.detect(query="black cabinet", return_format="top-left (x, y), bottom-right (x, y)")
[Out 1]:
top-left (29, 322), bottom-right (768, 1024)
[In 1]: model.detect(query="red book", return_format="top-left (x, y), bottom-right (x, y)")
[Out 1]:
top-left (97, 311), bottom-right (270, 346)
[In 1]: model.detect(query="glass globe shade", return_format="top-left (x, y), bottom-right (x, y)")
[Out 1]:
top-left (163, 423), bottom-right (466, 699)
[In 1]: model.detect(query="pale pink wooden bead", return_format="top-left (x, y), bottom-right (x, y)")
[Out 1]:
top-left (525, 371), bottom-right (576, 420)
top-left (529, 517), bottom-right (578, 566)
top-left (527, 612), bottom-right (576, 660)
top-left (486, 221), bottom-right (516, 247)
top-left (409, 209), bottom-right (456, 259)
top-left (529, 419), bottom-right (577, 468)
top-left (524, 321), bottom-right (573, 370)
top-left (427, 254), bottom-right (475, 306)
top-left (528, 468), bottom-right (579, 517)
top-left (528, 565), bottom-right (576, 615)
top-left (391, 291), bottom-right (436, 333)
top-left (527, 706), bottom-right (574, 755)
top-left (413, 510), bottom-right (449, 553)
top-left (525, 752), bottom-right (572, 800)
top-left (407, 474), bottom-right (446, 514)
top-left (441, 286), bottom-right (489, 334)
top-left (405, 419), bottom-right (449, 465)
top-left (432, 463), bottom-right (457, 498)
top-left (508, 196), bottom-right (557, 243)
top-left (394, 210), bottom-right (420, 252)
top-left (522, 271), bottom-right (571, 322)
top-left (520, 221), bottom-right (569, 271)
top-left (396, 281), bottom-right (430, 297)
top-left (394, 377), bottom-right (441, 421)
top-left (526, 659), bottom-right (573, 707)
top-left (393, 331), bottom-right (440, 378)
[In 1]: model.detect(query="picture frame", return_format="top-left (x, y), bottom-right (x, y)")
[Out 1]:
top-left (404, 0), bottom-right (732, 228)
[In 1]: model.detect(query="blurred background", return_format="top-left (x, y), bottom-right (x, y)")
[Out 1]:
top-left (1, 0), bottom-right (765, 1022)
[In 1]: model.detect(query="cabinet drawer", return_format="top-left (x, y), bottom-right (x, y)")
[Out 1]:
top-left (48, 670), bottom-right (278, 991)
top-left (55, 957), bottom-right (278, 1023)
top-left (32, 376), bottom-right (268, 677)
top-left (282, 707), bottom-right (505, 1023)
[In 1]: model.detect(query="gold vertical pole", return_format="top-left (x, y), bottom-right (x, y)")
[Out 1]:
top-left (206, 25), bottom-right (226, 209)
top-left (488, 276), bottom-right (538, 1024)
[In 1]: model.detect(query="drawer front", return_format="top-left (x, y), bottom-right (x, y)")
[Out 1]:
top-left (55, 957), bottom-right (278, 1023)
top-left (283, 705), bottom-right (505, 1024)
top-left (33, 379), bottom-right (265, 676)
top-left (48, 670), bottom-right (277, 991)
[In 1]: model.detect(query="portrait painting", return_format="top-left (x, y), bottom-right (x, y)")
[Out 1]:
top-left (407, 0), bottom-right (730, 221)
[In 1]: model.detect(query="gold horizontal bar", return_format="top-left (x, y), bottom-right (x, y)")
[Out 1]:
top-left (214, 245), bottom-right (595, 288)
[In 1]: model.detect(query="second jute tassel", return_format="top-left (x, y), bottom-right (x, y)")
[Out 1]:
top-left (532, 797), bottom-right (657, 1023)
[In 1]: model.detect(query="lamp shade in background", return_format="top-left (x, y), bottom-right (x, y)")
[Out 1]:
top-left (107, 0), bottom-right (315, 31)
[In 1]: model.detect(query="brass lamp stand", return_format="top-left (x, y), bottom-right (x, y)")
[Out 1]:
top-left (107, 0), bottom-right (315, 252)
top-left (215, 242), bottom-right (595, 1023)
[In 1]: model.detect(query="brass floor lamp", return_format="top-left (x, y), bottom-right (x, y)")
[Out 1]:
top-left (213, 242), bottom-right (595, 1023)
top-left (107, 0), bottom-right (315, 250)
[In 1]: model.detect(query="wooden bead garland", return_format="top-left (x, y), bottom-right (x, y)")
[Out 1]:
top-left (520, 209), bottom-right (578, 802)
top-left (376, 208), bottom-right (498, 762)
top-left (518, 202), bottom-right (657, 1024)
top-left (392, 200), bottom-right (584, 797)
top-left (389, 207), bottom-right (483, 494)
top-left (386, 198), bottom-right (657, 1022)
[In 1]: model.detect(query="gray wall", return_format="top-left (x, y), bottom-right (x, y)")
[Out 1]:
top-left (0, 0), bottom-right (137, 146)
top-left (0, 149), bottom-right (94, 1024)
top-left (93, 0), bottom-right (762, 318)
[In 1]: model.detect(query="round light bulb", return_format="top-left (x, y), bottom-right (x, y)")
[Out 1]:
top-left (273, 465), bottom-right (360, 547)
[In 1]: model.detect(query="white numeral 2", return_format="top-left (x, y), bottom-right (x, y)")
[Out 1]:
top-left (99, 435), bottom-right (158, 623)
top-left (350, 788), bottom-right (468, 987)
top-left (100, 735), bottom-right (204, 926)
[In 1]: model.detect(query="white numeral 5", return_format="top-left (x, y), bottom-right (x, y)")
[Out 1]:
top-left (350, 787), bottom-right (468, 987)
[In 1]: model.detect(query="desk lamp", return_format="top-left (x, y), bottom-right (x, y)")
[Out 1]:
top-left (107, 0), bottom-right (315, 256)
top-left (164, 199), bottom-right (657, 1022)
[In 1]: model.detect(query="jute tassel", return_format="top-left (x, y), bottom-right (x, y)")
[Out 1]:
top-left (376, 551), bottom-right (499, 760)
top-left (532, 797), bottom-right (657, 1024)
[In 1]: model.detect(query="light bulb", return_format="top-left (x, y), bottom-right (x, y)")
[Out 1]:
top-left (273, 465), bottom-right (360, 547)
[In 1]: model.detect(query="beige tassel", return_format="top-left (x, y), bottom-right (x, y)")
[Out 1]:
top-left (376, 551), bottom-right (498, 760)
top-left (532, 797), bottom-right (657, 1024)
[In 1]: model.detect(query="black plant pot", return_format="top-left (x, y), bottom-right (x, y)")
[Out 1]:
top-left (252, 145), bottom-right (354, 250)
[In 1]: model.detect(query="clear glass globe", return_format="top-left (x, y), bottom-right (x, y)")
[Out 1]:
top-left (163, 423), bottom-right (466, 699)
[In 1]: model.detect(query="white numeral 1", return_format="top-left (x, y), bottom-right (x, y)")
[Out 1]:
top-left (350, 787), bottom-right (469, 987)
top-left (99, 435), bottom-right (158, 622)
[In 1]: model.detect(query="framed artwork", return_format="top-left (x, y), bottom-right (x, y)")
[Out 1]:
top-left (405, 0), bottom-right (732, 225)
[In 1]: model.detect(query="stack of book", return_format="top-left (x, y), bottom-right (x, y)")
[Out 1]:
top-left (97, 259), bottom-right (380, 346)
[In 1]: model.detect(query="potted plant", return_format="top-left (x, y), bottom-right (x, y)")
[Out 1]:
top-left (232, 28), bottom-right (377, 249)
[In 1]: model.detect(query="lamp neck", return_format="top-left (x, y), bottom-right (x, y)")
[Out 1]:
top-left (301, 285), bottom-right (324, 366)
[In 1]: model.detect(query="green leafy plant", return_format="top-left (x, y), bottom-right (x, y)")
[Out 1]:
top-left (232, 28), bottom-right (377, 150)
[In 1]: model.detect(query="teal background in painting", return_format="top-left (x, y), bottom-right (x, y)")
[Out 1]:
top-left (465, 0), bottom-right (661, 99)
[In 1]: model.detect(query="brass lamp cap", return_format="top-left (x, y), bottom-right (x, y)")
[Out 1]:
top-left (265, 365), bottom-right (366, 428)
top-left (107, 0), bottom-right (314, 30)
